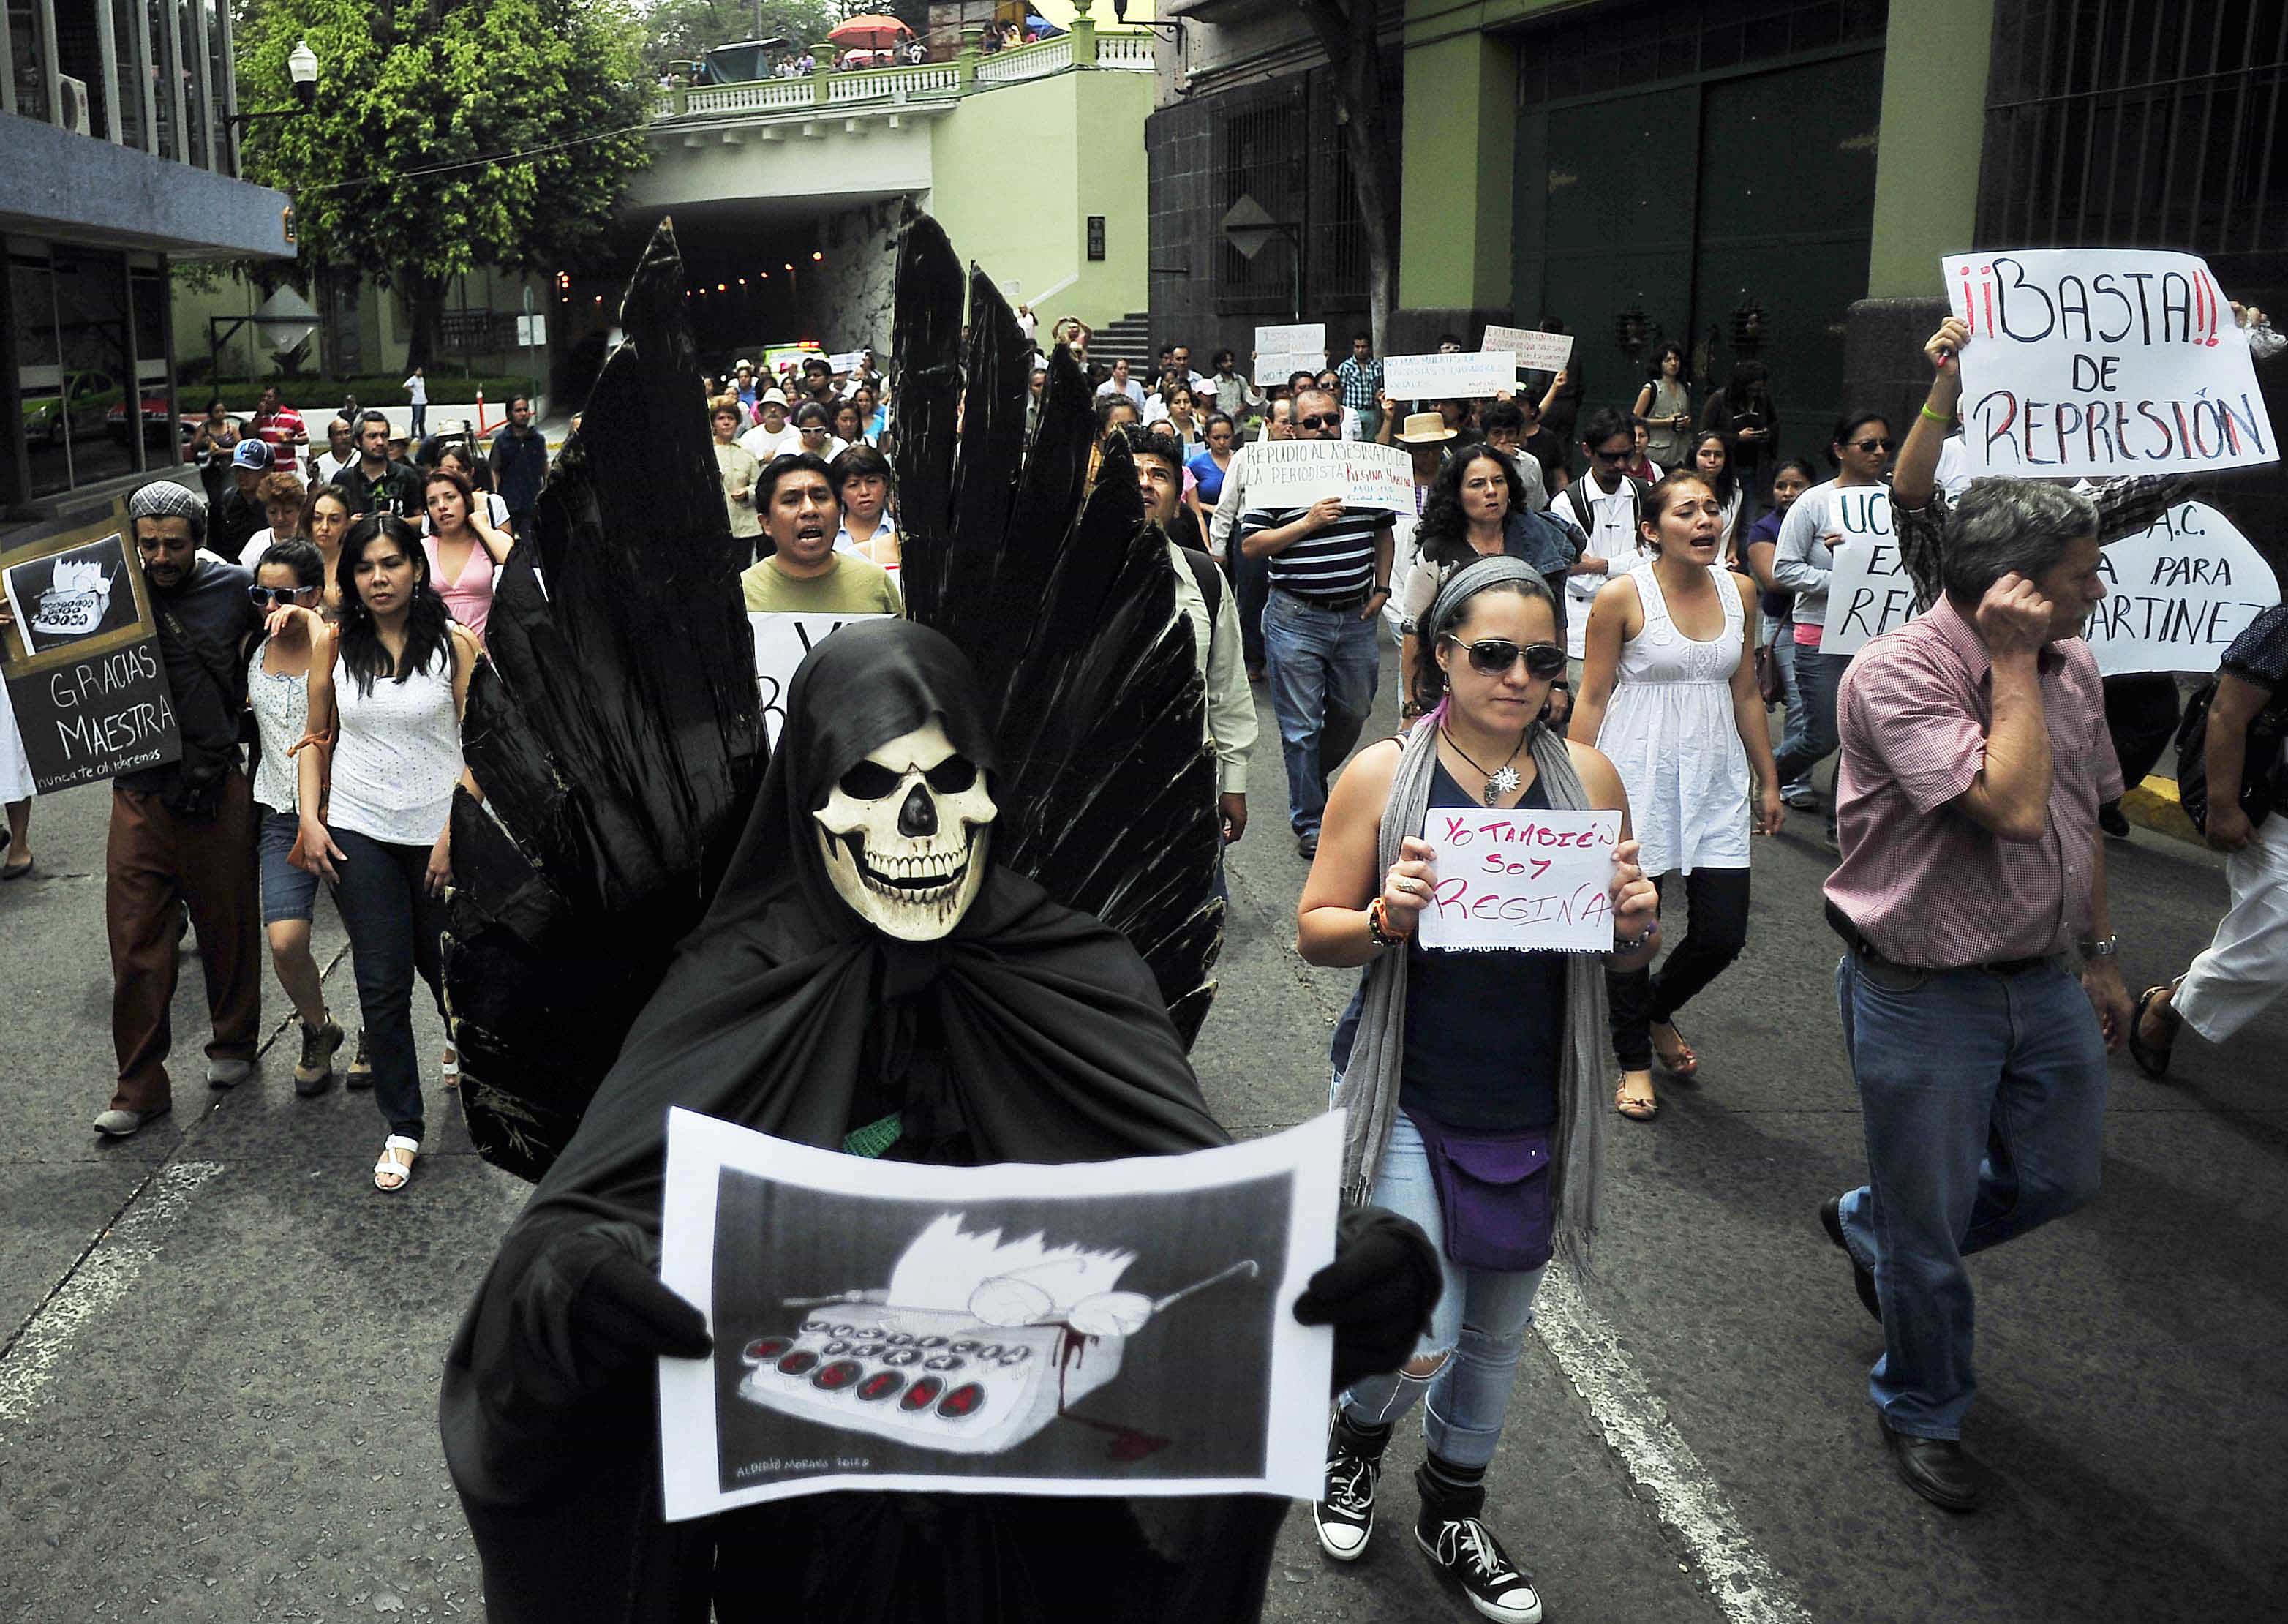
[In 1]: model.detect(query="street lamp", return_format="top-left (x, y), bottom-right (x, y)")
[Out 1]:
top-left (228, 39), bottom-right (318, 128)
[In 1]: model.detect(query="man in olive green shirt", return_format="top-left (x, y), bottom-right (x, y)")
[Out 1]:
top-left (738, 454), bottom-right (903, 614)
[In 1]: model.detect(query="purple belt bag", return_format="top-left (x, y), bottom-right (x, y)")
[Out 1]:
top-left (1404, 1108), bottom-right (1555, 1274)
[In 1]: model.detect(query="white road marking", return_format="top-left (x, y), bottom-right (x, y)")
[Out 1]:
top-left (0, 1161), bottom-right (225, 1433)
top-left (1535, 1266), bottom-right (1813, 1624)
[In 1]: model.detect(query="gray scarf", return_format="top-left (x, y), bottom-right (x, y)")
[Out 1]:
top-left (1333, 556), bottom-right (1608, 1279)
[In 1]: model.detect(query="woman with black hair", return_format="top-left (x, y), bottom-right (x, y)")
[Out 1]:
top-left (1687, 429), bottom-right (1745, 562)
top-left (1742, 457), bottom-right (1822, 811)
top-left (296, 516), bottom-right (482, 1191)
top-left (1771, 411), bottom-right (1897, 843)
top-left (1569, 472), bottom-right (1783, 1120)
top-left (1633, 342), bottom-right (1693, 471)
top-left (1397, 445), bottom-right (1580, 722)
top-left (244, 538), bottom-right (345, 1094)
top-left (1301, 557), bottom-right (1657, 1621)
top-left (1700, 358), bottom-right (1777, 508)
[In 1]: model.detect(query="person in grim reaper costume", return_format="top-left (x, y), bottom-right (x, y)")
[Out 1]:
top-left (437, 217), bottom-right (1440, 1622)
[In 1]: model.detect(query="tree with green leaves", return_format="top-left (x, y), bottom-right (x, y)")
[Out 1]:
top-left (237, 0), bottom-right (652, 370)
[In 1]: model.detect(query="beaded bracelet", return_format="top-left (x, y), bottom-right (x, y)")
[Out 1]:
top-left (1366, 898), bottom-right (1410, 949)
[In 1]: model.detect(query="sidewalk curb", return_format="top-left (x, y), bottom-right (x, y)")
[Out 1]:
top-left (2122, 773), bottom-right (2205, 846)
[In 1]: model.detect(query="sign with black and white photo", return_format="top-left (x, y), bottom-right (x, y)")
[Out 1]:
top-left (655, 1107), bottom-right (1340, 1519)
top-left (1, 519), bottom-right (181, 793)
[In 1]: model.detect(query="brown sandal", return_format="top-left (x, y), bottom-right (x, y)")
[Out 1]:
top-left (1650, 1022), bottom-right (1698, 1077)
top-left (1614, 1073), bottom-right (1660, 1121)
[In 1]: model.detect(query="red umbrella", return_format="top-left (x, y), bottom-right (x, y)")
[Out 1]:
top-left (827, 13), bottom-right (913, 49)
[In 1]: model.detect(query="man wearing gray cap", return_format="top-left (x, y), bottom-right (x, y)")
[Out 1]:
top-left (93, 480), bottom-right (268, 1138)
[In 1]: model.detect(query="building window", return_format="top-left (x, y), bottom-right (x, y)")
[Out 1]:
top-left (1978, 0), bottom-right (2288, 268)
top-left (10, 246), bottom-right (146, 498)
top-left (1519, 0), bottom-right (1889, 106)
top-left (1213, 84), bottom-right (1308, 318)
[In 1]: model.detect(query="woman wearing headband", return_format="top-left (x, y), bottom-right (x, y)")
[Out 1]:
top-left (1297, 555), bottom-right (1660, 1623)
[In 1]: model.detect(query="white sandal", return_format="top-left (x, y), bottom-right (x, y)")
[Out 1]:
top-left (440, 1048), bottom-right (460, 1091)
top-left (374, 1135), bottom-right (419, 1192)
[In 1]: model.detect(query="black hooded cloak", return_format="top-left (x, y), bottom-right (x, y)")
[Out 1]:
top-left (440, 620), bottom-right (1289, 1623)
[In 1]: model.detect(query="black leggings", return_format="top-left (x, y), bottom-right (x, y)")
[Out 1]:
top-left (1607, 867), bottom-right (1751, 1071)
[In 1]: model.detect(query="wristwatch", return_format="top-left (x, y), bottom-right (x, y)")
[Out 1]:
top-left (2079, 936), bottom-right (2119, 959)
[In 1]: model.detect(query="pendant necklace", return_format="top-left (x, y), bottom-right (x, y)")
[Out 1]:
top-left (1441, 727), bottom-right (1526, 807)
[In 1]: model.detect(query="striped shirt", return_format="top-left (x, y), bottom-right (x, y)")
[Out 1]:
top-left (1240, 504), bottom-right (1387, 602)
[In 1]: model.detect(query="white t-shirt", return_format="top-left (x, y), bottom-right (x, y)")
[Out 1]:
top-left (1096, 377), bottom-right (1145, 410)
top-left (404, 374), bottom-right (428, 406)
top-left (315, 450), bottom-right (355, 484)
top-left (1548, 475), bottom-right (1648, 658)
top-left (1935, 435), bottom-right (1973, 501)
top-left (238, 527), bottom-right (281, 569)
top-left (740, 423), bottom-right (799, 462)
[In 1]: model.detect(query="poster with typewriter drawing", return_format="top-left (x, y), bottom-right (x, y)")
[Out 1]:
top-left (655, 1107), bottom-right (1341, 1519)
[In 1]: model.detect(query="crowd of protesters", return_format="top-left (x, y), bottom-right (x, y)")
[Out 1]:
top-left (3, 291), bottom-right (2284, 1624)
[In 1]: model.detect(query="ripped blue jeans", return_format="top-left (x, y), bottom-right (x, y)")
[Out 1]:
top-left (1339, 1113), bottom-right (1546, 1470)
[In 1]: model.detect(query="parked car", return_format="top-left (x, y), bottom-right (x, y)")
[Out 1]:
top-left (106, 388), bottom-right (197, 448)
top-left (19, 369), bottom-right (121, 448)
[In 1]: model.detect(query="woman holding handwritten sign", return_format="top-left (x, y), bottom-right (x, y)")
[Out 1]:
top-left (1570, 473), bottom-right (1785, 1121)
top-left (1297, 557), bottom-right (1657, 1620)
top-left (1770, 411), bottom-right (1897, 843)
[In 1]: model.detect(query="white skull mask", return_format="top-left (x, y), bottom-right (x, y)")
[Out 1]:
top-left (813, 718), bottom-right (997, 941)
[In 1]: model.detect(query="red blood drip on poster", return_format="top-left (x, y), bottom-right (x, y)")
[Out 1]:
top-left (1053, 1324), bottom-right (1169, 1463)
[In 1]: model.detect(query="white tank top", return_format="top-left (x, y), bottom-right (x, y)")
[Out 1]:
top-left (325, 642), bottom-right (463, 846)
top-left (246, 636), bottom-right (310, 815)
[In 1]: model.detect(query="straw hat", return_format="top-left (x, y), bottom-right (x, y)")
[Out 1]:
top-left (1393, 410), bottom-right (1456, 445)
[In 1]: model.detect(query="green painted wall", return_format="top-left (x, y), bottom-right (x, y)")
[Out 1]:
top-left (1399, 29), bottom-right (1518, 309)
top-left (930, 70), bottom-right (1151, 328)
top-left (1866, 0), bottom-right (1993, 298)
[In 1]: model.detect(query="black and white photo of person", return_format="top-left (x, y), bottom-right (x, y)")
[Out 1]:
top-left (707, 1172), bottom-right (1289, 1495)
top-left (4, 535), bottom-right (140, 656)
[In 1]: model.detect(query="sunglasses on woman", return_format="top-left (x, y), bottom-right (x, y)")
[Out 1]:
top-left (247, 584), bottom-right (316, 609)
top-left (1444, 635), bottom-right (1567, 678)
top-left (1849, 437), bottom-right (1897, 453)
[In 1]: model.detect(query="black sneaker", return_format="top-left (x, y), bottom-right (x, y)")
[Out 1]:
top-left (1313, 1416), bottom-right (1383, 1562)
top-left (1416, 1514), bottom-right (1543, 1623)
top-left (345, 1029), bottom-right (374, 1089)
top-left (296, 1018), bottom-right (345, 1097)
top-left (1296, 830), bottom-right (1320, 859)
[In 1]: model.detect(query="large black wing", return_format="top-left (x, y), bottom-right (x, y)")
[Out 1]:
top-left (892, 215), bottom-right (1224, 1041)
top-left (443, 219), bottom-right (762, 1180)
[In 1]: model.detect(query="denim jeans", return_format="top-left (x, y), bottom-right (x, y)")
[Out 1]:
top-left (1770, 633), bottom-right (1812, 795)
top-left (1340, 1114), bottom-right (1545, 1472)
top-left (328, 825), bottom-right (447, 1142)
top-left (1773, 647), bottom-right (1848, 826)
top-left (1263, 590), bottom-right (1380, 838)
top-left (1832, 952), bottom-right (2107, 1439)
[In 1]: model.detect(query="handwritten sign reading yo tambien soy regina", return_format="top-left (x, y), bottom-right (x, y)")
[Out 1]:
top-left (1415, 807), bottom-right (1622, 952)
top-left (1943, 249), bottom-right (2277, 479)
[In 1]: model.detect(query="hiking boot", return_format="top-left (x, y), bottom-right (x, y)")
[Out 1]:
top-left (1415, 1467), bottom-right (1543, 1623)
top-left (296, 1018), bottom-right (345, 1097)
top-left (1313, 1413), bottom-right (1388, 1562)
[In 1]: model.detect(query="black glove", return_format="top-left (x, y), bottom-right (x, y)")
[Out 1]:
top-left (533, 1221), bottom-right (713, 1398)
top-left (1292, 1206), bottom-right (1441, 1395)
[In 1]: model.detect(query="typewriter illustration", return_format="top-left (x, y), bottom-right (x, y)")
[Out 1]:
top-left (735, 1212), bottom-right (1257, 1456)
top-left (28, 556), bottom-right (116, 639)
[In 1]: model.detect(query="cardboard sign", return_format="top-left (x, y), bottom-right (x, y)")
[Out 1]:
top-left (1238, 440), bottom-right (1414, 514)
top-left (750, 612), bottom-right (892, 745)
top-left (1819, 497), bottom-right (2281, 674)
top-left (1943, 249), bottom-right (2278, 478)
top-left (1, 520), bottom-right (181, 794)
top-left (1253, 324), bottom-right (1327, 386)
top-left (1385, 351), bottom-right (1516, 401)
top-left (2088, 501), bottom-right (2278, 675)
top-left (656, 1107), bottom-right (1339, 1518)
top-left (1483, 326), bottom-right (1574, 374)
top-left (1415, 807), bottom-right (1623, 952)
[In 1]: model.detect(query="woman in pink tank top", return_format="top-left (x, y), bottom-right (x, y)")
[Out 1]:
top-left (419, 465), bottom-right (514, 643)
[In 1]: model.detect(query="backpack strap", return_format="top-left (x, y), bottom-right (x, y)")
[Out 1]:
top-left (1176, 544), bottom-right (1224, 624)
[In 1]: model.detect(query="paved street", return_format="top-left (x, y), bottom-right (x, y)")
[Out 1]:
top-left (3, 651), bottom-right (2284, 1623)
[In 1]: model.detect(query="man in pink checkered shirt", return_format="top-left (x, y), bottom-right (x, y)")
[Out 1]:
top-left (1815, 475), bottom-right (2131, 1515)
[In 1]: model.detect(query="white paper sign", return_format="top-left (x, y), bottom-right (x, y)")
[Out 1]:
top-left (1255, 352), bottom-right (1328, 388)
top-left (1809, 487), bottom-right (1904, 656)
top-left (1385, 351), bottom-right (1516, 400)
top-left (1254, 323), bottom-right (1325, 357)
top-left (1415, 807), bottom-right (1623, 952)
top-left (751, 612), bottom-right (892, 745)
top-left (1943, 249), bottom-right (2278, 478)
top-left (1483, 326), bottom-right (1574, 373)
top-left (2089, 501), bottom-right (2282, 674)
top-left (829, 350), bottom-right (869, 375)
top-left (1238, 439), bottom-right (1414, 513)
top-left (656, 1106), bottom-right (1341, 1519)
top-left (1819, 497), bottom-right (2281, 674)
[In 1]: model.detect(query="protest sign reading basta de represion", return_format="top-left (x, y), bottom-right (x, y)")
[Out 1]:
top-left (1944, 249), bottom-right (2278, 480)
